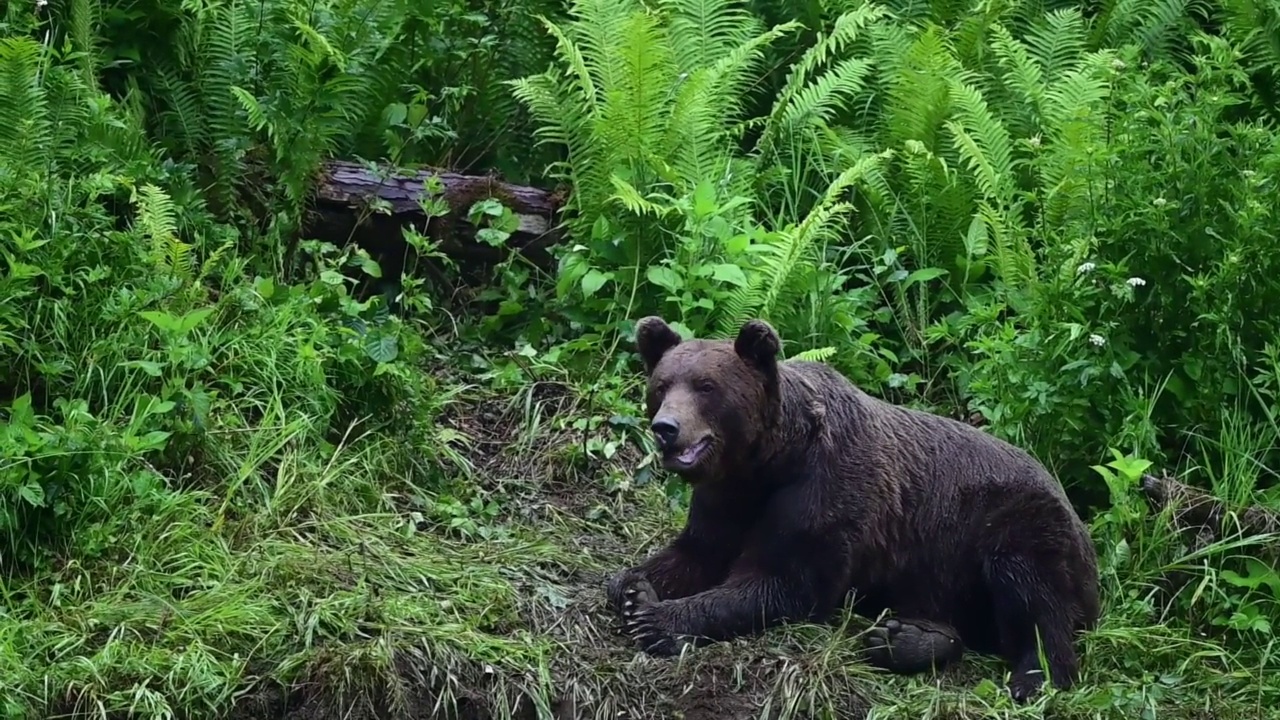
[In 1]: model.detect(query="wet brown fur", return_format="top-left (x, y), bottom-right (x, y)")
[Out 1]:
top-left (607, 317), bottom-right (1101, 702)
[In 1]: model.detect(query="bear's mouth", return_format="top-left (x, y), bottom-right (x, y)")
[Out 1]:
top-left (663, 436), bottom-right (712, 472)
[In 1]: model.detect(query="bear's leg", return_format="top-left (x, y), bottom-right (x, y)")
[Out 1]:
top-left (605, 537), bottom-right (734, 617)
top-left (618, 483), bottom-right (846, 655)
top-left (619, 566), bottom-right (828, 656)
top-left (862, 617), bottom-right (965, 675)
top-left (983, 555), bottom-right (1081, 702)
top-left (606, 494), bottom-right (750, 616)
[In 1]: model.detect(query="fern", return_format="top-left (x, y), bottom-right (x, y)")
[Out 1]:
top-left (660, 0), bottom-right (765, 74)
top-left (1023, 8), bottom-right (1089, 83)
top-left (135, 184), bottom-right (195, 283)
top-left (719, 152), bottom-right (888, 330)
top-left (881, 25), bottom-right (965, 152)
top-left (511, 0), bottom-right (796, 255)
top-left (755, 4), bottom-right (887, 159)
top-left (0, 38), bottom-right (54, 176)
top-left (945, 79), bottom-right (1035, 289)
top-left (793, 346), bottom-right (837, 362)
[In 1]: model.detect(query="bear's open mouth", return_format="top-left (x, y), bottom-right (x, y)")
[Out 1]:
top-left (664, 436), bottom-right (711, 471)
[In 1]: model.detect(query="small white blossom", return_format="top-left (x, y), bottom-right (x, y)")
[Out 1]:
top-left (1076, 262), bottom-right (1096, 275)
top-left (1153, 197), bottom-right (1167, 207)
top-left (1089, 334), bottom-right (1106, 346)
top-left (1126, 277), bottom-right (1146, 287)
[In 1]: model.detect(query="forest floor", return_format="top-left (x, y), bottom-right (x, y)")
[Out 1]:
top-left (11, 369), bottom-right (1276, 720)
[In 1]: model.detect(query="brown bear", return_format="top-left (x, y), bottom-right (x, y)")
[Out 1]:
top-left (605, 316), bottom-right (1100, 702)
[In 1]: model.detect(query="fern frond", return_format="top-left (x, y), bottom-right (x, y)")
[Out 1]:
top-left (665, 20), bottom-right (800, 189)
top-left (792, 346), bottom-right (837, 362)
top-left (719, 153), bottom-right (887, 330)
top-left (599, 10), bottom-right (678, 170)
top-left (945, 81), bottom-right (1035, 288)
top-left (780, 57), bottom-right (874, 130)
top-left (0, 38), bottom-right (54, 175)
top-left (1023, 8), bottom-right (1088, 83)
top-left (989, 23), bottom-right (1047, 121)
top-left (135, 184), bottom-right (195, 282)
top-left (882, 25), bottom-right (966, 151)
top-left (609, 175), bottom-right (679, 217)
top-left (659, 0), bottom-right (764, 74)
top-left (1131, 0), bottom-right (1198, 59)
top-left (1041, 51), bottom-right (1113, 132)
top-left (756, 5), bottom-right (888, 156)
top-left (944, 80), bottom-right (1017, 205)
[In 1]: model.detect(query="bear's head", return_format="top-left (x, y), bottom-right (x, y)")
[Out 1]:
top-left (633, 316), bottom-right (782, 483)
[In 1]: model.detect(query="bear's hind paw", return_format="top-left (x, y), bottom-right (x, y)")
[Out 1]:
top-left (862, 617), bottom-right (964, 675)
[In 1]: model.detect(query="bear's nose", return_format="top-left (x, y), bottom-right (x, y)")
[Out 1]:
top-left (651, 417), bottom-right (680, 449)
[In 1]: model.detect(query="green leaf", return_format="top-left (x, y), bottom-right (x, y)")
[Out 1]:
top-left (358, 256), bottom-right (383, 278)
top-left (646, 265), bottom-right (682, 293)
top-left (903, 267), bottom-right (947, 288)
top-left (255, 276), bottom-right (277, 299)
top-left (9, 392), bottom-right (34, 426)
top-left (365, 332), bottom-right (399, 363)
top-left (176, 308), bottom-right (215, 334)
top-left (121, 360), bottom-right (166, 377)
top-left (476, 227), bottom-right (510, 247)
top-left (692, 180), bottom-right (717, 219)
top-left (18, 481), bottom-right (45, 507)
top-left (139, 310), bottom-right (180, 333)
top-left (710, 263), bottom-right (748, 287)
top-left (384, 102), bottom-right (408, 126)
top-left (581, 269), bottom-right (613, 297)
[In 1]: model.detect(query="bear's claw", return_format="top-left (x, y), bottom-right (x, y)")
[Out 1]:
top-left (619, 579), bottom-right (691, 656)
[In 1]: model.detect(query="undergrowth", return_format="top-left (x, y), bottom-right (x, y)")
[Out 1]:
top-left (4, 0), bottom-right (1280, 717)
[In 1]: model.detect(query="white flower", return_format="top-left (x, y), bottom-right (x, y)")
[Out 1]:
top-left (1076, 262), bottom-right (1096, 275)
top-left (1126, 277), bottom-right (1146, 287)
top-left (1089, 334), bottom-right (1106, 346)
top-left (1153, 197), bottom-right (1167, 207)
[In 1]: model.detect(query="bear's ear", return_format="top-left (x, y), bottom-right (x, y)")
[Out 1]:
top-left (635, 316), bottom-right (682, 374)
top-left (734, 319), bottom-right (781, 370)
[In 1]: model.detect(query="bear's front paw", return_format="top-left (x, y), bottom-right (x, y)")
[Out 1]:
top-left (621, 579), bottom-right (692, 657)
top-left (862, 617), bottom-right (963, 675)
top-left (1008, 668), bottom-right (1045, 703)
top-left (605, 568), bottom-right (650, 616)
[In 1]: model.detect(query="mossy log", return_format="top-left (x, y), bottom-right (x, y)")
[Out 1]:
top-left (304, 160), bottom-right (566, 286)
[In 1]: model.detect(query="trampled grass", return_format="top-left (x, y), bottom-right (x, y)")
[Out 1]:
top-left (3, 367), bottom-right (1280, 720)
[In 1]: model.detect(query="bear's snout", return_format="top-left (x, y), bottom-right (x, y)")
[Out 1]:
top-left (651, 416), bottom-right (680, 450)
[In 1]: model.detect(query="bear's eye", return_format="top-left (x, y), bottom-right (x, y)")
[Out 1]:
top-left (695, 380), bottom-right (716, 394)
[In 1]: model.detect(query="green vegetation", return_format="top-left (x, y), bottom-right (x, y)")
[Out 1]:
top-left (3, 0), bottom-right (1280, 716)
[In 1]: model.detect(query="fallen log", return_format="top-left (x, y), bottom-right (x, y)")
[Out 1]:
top-left (1138, 473), bottom-right (1280, 618)
top-left (302, 160), bottom-right (567, 288)
top-left (1140, 473), bottom-right (1280, 545)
